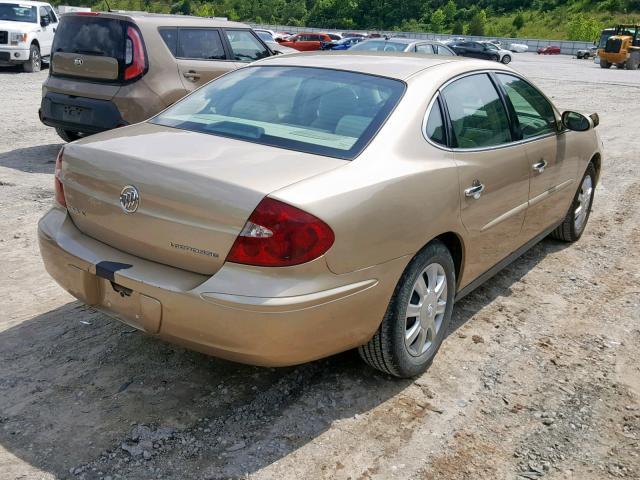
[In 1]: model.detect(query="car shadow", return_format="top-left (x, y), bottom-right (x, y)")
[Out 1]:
top-left (0, 63), bottom-right (49, 74)
top-left (0, 237), bottom-right (568, 478)
top-left (0, 143), bottom-right (62, 174)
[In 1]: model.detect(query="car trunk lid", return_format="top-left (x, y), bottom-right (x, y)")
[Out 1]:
top-left (61, 123), bottom-right (346, 275)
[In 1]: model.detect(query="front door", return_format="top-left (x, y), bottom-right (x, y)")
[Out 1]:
top-left (441, 73), bottom-right (530, 284)
top-left (38, 6), bottom-right (56, 56)
top-left (176, 28), bottom-right (236, 92)
top-left (494, 73), bottom-right (579, 239)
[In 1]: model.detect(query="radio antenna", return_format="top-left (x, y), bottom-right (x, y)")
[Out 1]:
top-left (104, 0), bottom-right (112, 12)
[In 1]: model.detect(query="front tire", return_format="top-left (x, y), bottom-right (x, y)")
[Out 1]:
top-left (550, 163), bottom-right (596, 242)
top-left (501, 54), bottom-right (511, 64)
top-left (55, 128), bottom-right (82, 142)
top-left (22, 44), bottom-right (41, 73)
top-left (359, 240), bottom-right (455, 378)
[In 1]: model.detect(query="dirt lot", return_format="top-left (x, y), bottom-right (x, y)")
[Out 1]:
top-left (0, 54), bottom-right (639, 480)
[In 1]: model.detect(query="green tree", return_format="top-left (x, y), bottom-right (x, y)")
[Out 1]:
top-left (431, 8), bottom-right (446, 33)
top-left (467, 10), bottom-right (487, 36)
top-left (513, 12), bottom-right (525, 30)
top-left (567, 13), bottom-right (602, 41)
top-left (452, 19), bottom-right (465, 34)
top-left (443, 0), bottom-right (457, 24)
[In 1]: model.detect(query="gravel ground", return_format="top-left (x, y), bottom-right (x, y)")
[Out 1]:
top-left (0, 54), bottom-right (639, 480)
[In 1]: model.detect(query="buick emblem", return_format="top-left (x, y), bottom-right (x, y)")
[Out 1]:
top-left (119, 185), bottom-right (140, 213)
top-left (74, 58), bottom-right (83, 66)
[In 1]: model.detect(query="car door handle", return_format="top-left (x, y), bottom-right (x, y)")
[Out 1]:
top-left (183, 71), bottom-right (200, 81)
top-left (532, 159), bottom-right (548, 173)
top-left (464, 181), bottom-right (485, 200)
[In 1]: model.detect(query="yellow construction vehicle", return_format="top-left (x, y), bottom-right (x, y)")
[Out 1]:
top-left (598, 25), bottom-right (640, 69)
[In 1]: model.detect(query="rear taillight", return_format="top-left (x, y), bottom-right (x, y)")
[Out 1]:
top-left (54, 148), bottom-right (66, 208)
top-left (124, 26), bottom-right (146, 81)
top-left (226, 198), bottom-right (334, 267)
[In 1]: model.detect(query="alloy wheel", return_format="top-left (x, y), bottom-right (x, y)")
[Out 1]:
top-left (574, 174), bottom-right (593, 233)
top-left (404, 263), bottom-right (447, 357)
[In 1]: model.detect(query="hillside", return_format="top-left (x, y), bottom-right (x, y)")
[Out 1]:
top-left (52, 0), bottom-right (640, 41)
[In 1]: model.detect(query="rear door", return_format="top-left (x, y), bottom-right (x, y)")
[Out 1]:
top-left (441, 73), bottom-right (530, 282)
top-left (495, 73), bottom-right (577, 238)
top-left (175, 27), bottom-right (236, 91)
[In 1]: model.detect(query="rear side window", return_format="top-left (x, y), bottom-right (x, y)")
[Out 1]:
top-left (52, 16), bottom-right (124, 60)
top-left (178, 28), bottom-right (226, 60)
top-left (425, 99), bottom-right (446, 146)
top-left (159, 28), bottom-right (177, 56)
top-left (415, 44), bottom-right (435, 54)
top-left (442, 74), bottom-right (512, 149)
top-left (496, 74), bottom-right (557, 139)
top-left (224, 30), bottom-right (269, 62)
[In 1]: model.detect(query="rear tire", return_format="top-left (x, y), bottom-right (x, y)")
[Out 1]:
top-left (501, 55), bottom-right (511, 64)
top-left (627, 59), bottom-right (639, 70)
top-left (358, 240), bottom-right (455, 378)
top-left (55, 128), bottom-right (82, 143)
top-left (550, 163), bottom-right (596, 242)
top-left (600, 59), bottom-right (611, 69)
top-left (22, 44), bottom-right (41, 73)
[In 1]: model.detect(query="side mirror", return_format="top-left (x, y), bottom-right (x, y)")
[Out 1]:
top-left (40, 16), bottom-right (50, 27)
top-left (561, 111), bottom-right (594, 132)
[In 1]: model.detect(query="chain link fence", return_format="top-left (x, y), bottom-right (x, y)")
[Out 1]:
top-left (251, 24), bottom-right (594, 56)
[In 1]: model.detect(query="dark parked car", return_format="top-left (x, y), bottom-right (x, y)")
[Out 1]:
top-left (449, 41), bottom-right (504, 61)
top-left (538, 45), bottom-right (561, 55)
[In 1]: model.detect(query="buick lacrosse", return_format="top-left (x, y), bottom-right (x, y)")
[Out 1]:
top-left (39, 52), bottom-right (602, 377)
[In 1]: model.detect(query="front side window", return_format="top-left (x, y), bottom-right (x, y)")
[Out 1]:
top-left (44, 6), bottom-right (57, 23)
top-left (151, 66), bottom-right (405, 160)
top-left (442, 74), bottom-right (512, 149)
top-left (497, 74), bottom-right (557, 139)
top-left (0, 3), bottom-right (36, 22)
top-left (225, 30), bottom-right (269, 61)
top-left (178, 28), bottom-right (226, 60)
top-left (435, 45), bottom-right (455, 56)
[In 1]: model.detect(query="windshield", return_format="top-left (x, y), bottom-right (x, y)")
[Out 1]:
top-left (350, 40), bottom-right (409, 52)
top-left (0, 3), bottom-right (37, 22)
top-left (598, 30), bottom-right (615, 48)
top-left (151, 66), bottom-right (405, 160)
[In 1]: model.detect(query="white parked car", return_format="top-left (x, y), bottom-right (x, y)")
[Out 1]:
top-left (0, 0), bottom-right (58, 72)
top-left (480, 41), bottom-right (514, 64)
top-left (509, 42), bottom-right (529, 53)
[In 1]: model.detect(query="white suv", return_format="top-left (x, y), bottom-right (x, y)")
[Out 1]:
top-left (0, 0), bottom-right (58, 72)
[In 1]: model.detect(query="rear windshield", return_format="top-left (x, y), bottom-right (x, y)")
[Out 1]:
top-left (350, 40), bottom-right (409, 52)
top-left (52, 16), bottom-right (125, 60)
top-left (0, 3), bottom-right (36, 22)
top-left (151, 66), bottom-right (405, 160)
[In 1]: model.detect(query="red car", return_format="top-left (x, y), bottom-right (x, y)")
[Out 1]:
top-left (537, 45), bottom-right (561, 55)
top-left (278, 32), bottom-right (333, 51)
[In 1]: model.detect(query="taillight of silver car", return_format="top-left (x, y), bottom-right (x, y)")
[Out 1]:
top-left (54, 148), bottom-right (66, 208)
top-left (226, 198), bottom-right (334, 267)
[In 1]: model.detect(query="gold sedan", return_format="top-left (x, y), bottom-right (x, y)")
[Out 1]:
top-left (38, 52), bottom-right (602, 378)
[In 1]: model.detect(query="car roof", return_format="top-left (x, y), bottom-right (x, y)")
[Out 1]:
top-left (62, 11), bottom-right (250, 28)
top-left (0, 0), bottom-right (51, 5)
top-left (254, 51), bottom-right (466, 80)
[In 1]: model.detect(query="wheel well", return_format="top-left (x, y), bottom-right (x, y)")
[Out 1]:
top-left (434, 232), bottom-right (464, 284)
top-left (31, 39), bottom-right (39, 49)
top-left (590, 153), bottom-right (601, 184)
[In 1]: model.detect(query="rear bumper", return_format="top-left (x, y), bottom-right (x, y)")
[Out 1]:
top-left (38, 207), bottom-right (405, 366)
top-left (39, 92), bottom-right (127, 134)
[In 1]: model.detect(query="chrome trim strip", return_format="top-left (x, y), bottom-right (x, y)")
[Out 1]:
top-left (528, 179), bottom-right (574, 207)
top-left (480, 200), bottom-right (528, 232)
